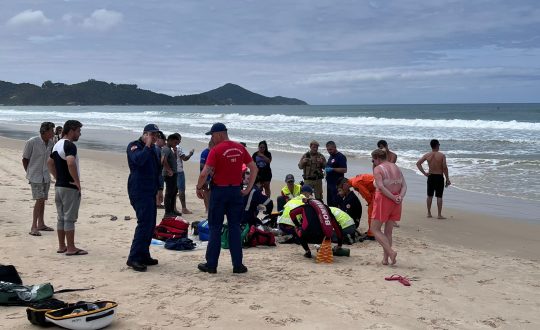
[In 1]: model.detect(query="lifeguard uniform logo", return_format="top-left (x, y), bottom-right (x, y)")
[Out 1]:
top-left (206, 141), bottom-right (252, 186)
top-left (222, 147), bottom-right (244, 163)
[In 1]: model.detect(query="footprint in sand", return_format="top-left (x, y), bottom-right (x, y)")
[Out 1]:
top-left (480, 316), bottom-right (505, 328)
top-left (90, 214), bottom-right (113, 218)
top-left (263, 316), bottom-right (302, 326)
top-left (477, 278), bottom-right (496, 285)
top-left (249, 304), bottom-right (263, 310)
top-left (418, 316), bottom-right (459, 328)
top-left (369, 299), bottom-right (384, 307)
top-left (443, 273), bottom-right (464, 284)
top-left (5, 312), bottom-right (24, 319)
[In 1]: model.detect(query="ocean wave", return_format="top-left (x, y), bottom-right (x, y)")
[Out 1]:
top-left (1, 109), bottom-right (539, 131)
top-left (198, 113), bottom-right (540, 131)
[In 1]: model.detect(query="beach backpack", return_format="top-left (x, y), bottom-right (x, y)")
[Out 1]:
top-left (198, 220), bottom-right (210, 241)
top-left (221, 224), bottom-right (250, 249)
top-left (26, 298), bottom-right (70, 326)
top-left (153, 216), bottom-right (189, 241)
top-left (0, 282), bottom-right (54, 306)
top-left (0, 265), bottom-right (22, 285)
top-left (246, 226), bottom-right (276, 247)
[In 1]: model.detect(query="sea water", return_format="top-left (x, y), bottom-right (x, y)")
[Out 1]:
top-left (0, 104), bottom-right (538, 202)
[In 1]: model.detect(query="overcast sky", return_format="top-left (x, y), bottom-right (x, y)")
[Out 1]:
top-left (1, 0), bottom-right (539, 104)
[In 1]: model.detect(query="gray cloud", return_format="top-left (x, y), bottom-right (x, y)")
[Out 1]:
top-left (82, 9), bottom-right (123, 31)
top-left (0, 0), bottom-right (539, 104)
top-left (6, 9), bottom-right (52, 27)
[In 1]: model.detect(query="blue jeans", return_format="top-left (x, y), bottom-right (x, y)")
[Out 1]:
top-left (206, 186), bottom-right (243, 269)
top-left (128, 194), bottom-right (157, 263)
top-left (176, 171), bottom-right (186, 192)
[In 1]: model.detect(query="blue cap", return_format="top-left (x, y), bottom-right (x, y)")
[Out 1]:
top-left (205, 122), bottom-right (227, 135)
top-left (301, 184), bottom-right (313, 194)
top-left (143, 123), bottom-right (159, 132)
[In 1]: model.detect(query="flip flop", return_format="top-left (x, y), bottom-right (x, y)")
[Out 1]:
top-left (66, 249), bottom-right (88, 256)
top-left (29, 231), bottom-right (42, 236)
top-left (37, 225), bottom-right (54, 231)
top-left (385, 274), bottom-right (411, 286)
top-left (57, 248), bottom-right (67, 253)
top-left (385, 274), bottom-right (402, 281)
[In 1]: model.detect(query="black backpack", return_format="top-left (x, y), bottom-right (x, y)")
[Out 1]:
top-left (0, 265), bottom-right (22, 285)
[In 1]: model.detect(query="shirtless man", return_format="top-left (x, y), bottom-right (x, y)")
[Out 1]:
top-left (377, 140), bottom-right (397, 163)
top-left (371, 149), bottom-right (407, 265)
top-left (416, 139), bottom-right (450, 219)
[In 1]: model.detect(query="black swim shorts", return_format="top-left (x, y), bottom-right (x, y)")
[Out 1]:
top-left (427, 174), bottom-right (445, 198)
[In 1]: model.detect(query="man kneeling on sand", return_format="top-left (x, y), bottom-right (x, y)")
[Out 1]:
top-left (289, 196), bottom-right (344, 258)
top-left (371, 149), bottom-right (407, 265)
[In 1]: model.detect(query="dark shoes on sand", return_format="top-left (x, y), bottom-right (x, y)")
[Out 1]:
top-left (128, 259), bottom-right (247, 274)
top-left (197, 263), bottom-right (248, 274)
top-left (197, 263), bottom-right (217, 274)
top-left (127, 258), bottom-right (159, 272)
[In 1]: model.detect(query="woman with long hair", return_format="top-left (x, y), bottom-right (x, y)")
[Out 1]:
top-left (252, 140), bottom-right (272, 196)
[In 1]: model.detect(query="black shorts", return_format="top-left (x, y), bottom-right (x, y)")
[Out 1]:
top-left (427, 174), bottom-right (444, 198)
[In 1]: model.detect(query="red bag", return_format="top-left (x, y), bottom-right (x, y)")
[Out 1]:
top-left (153, 216), bottom-right (189, 241)
top-left (247, 226), bottom-right (276, 247)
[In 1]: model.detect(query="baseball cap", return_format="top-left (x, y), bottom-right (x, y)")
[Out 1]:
top-left (301, 184), bottom-right (313, 194)
top-left (143, 123), bottom-right (160, 132)
top-left (285, 174), bottom-right (295, 183)
top-left (205, 122), bottom-right (227, 135)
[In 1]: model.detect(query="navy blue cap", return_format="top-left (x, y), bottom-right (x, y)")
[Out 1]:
top-left (143, 123), bottom-right (160, 132)
top-left (205, 122), bottom-right (227, 135)
top-left (301, 184), bottom-right (313, 194)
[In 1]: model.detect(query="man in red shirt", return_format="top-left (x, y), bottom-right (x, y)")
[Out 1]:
top-left (196, 123), bottom-right (257, 274)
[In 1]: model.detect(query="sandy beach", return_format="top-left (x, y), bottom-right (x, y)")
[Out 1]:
top-left (1, 134), bottom-right (539, 329)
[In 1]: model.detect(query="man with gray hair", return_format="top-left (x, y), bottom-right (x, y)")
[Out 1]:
top-left (23, 121), bottom-right (56, 236)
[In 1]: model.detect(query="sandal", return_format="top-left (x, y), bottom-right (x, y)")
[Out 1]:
top-left (385, 274), bottom-right (411, 286)
top-left (66, 249), bottom-right (88, 256)
top-left (29, 231), bottom-right (42, 236)
top-left (37, 225), bottom-right (54, 231)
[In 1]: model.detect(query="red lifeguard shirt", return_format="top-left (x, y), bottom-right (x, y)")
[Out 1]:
top-left (206, 140), bottom-right (252, 186)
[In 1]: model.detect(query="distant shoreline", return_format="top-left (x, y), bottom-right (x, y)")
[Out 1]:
top-left (0, 80), bottom-right (308, 106)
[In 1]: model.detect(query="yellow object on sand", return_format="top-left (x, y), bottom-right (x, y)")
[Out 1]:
top-left (316, 238), bottom-right (333, 263)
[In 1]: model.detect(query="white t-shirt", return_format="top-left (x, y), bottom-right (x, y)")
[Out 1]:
top-left (176, 146), bottom-right (185, 173)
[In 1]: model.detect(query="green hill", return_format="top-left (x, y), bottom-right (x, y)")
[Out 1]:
top-left (0, 79), bottom-right (307, 106)
top-left (200, 83), bottom-right (306, 105)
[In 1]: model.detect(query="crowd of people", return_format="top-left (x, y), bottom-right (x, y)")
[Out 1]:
top-left (21, 120), bottom-right (451, 273)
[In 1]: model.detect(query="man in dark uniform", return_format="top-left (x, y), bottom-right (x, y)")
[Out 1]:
top-left (196, 123), bottom-right (258, 274)
top-left (126, 124), bottom-right (161, 272)
top-left (337, 177), bottom-right (362, 229)
top-left (325, 141), bottom-right (347, 207)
